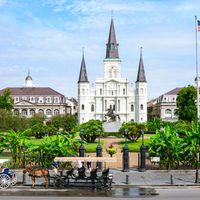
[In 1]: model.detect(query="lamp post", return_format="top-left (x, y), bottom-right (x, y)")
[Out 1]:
top-left (96, 128), bottom-right (102, 170)
top-left (79, 129), bottom-right (85, 157)
top-left (139, 129), bottom-right (146, 172)
top-left (123, 129), bottom-right (129, 172)
top-left (22, 143), bottom-right (26, 185)
top-left (195, 141), bottom-right (199, 183)
top-left (22, 143), bottom-right (26, 168)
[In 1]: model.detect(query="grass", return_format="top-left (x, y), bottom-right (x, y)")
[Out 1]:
top-left (84, 140), bottom-right (104, 153)
top-left (25, 135), bottom-right (105, 153)
top-left (120, 136), bottom-right (153, 152)
top-left (0, 152), bottom-right (12, 160)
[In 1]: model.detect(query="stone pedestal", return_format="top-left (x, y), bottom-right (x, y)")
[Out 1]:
top-left (103, 122), bottom-right (121, 133)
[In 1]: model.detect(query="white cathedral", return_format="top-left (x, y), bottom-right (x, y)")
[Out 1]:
top-left (78, 18), bottom-right (147, 124)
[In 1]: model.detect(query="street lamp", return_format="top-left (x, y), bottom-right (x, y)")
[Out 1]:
top-left (96, 128), bottom-right (102, 170)
top-left (79, 129), bottom-right (85, 157)
top-left (123, 129), bottom-right (129, 172)
top-left (22, 143), bottom-right (26, 168)
top-left (195, 141), bottom-right (199, 183)
top-left (22, 143), bottom-right (26, 185)
top-left (139, 129), bottom-right (146, 172)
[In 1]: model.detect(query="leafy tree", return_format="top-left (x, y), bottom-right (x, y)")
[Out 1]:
top-left (147, 118), bottom-right (162, 132)
top-left (29, 113), bottom-right (45, 126)
top-left (172, 120), bottom-right (191, 136)
top-left (0, 109), bottom-right (30, 131)
top-left (119, 121), bottom-right (147, 142)
top-left (0, 89), bottom-right (14, 111)
top-left (175, 85), bottom-right (197, 122)
top-left (0, 129), bottom-right (30, 165)
top-left (51, 114), bottom-right (77, 132)
top-left (62, 115), bottom-right (77, 132)
top-left (26, 132), bottom-right (80, 167)
top-left (31, 123), bottom-right (47, 138)
top-left (148, 125), bottom-right (182, 170)
top-left (78, 119), bottom-right (104, 143)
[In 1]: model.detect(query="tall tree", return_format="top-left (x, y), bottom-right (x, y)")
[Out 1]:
top-left (175, 85), bottom-right (197, 122)
top-left (0, 89), bottom-right (14, 111)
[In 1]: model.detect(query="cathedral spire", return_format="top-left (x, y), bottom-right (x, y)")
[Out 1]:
top-left (136, 47), bottom-right (147, 83)
top-left (78, 49), bottom-right (89, 83)
top-left (105, 17), bottom-right (119, 59)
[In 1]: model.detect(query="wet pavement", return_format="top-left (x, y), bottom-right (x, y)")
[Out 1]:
top-left (0, 186), bottom-right (158, 198)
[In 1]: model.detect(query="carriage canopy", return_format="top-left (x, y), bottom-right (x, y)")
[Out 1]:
top-left (54, 157), bottom-right (117, 163)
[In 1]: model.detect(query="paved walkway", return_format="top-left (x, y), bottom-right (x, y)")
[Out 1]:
top-left (87, 137), bottom-right (139, 169)
top-left (14, 169), bottom-right (200, 187)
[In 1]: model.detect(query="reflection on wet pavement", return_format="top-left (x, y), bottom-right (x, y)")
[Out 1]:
top-left (0, 187), bottom-right (158, 197)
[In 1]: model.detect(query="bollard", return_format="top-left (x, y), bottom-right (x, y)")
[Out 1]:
top-left (126, 174), bottom-right (129, 184)
top-left (22, 172), bottom-right (26, 185)
top-left (170, 175), bottom-right (174, 185)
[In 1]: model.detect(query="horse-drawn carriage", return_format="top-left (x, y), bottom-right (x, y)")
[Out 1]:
top-left (23, 157), bottom-right (116, 189)
top-left (0, 159), bottom-right (17, 189)
top-left (53, 157), bottom-right (116, 189)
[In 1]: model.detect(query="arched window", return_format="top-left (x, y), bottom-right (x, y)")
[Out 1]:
top-left (54, 109), bottom-right (59, 116)
top-left (140, 104), bottom-right (144, 110)
top-left (123, 88), bottom-right (126, 95)
top-left (91, 104), bottom-right (94, 112)
top-left (14, 109), bottom-right (19, 115)
top-left (38, 109), bottom-right (44, 114)
top-left (46, 109), bottom-right (52, 116)
top-left (100, 89), bottom-right (102, 95)
top-left (141, 88), bottom-right (143, 94)
top-left (30, 109), bottom-right (35, 116)
top-left (165, 109), bottom-right (172, 118)
top-left (82, 89), bottom-right (85, 95)
top-left (22, 109), bottom-right (27, 116)
top-left (81, 104), bottom-right (84, 110)
top-left (131, 104), bottom-right (134, 112)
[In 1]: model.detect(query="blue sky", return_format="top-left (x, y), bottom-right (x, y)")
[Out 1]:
top-left (0, 0), bottom-right (200, 100)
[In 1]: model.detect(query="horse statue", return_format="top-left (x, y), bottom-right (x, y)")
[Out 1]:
top-left (105, 107), bottom-right (120, 122)
top-left (23, 166), bottom-right (49, 188)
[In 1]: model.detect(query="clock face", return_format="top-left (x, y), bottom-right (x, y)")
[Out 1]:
top-left (109, 82), bottom-right (115, 89)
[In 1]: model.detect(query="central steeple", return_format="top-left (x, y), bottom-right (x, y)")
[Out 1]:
top-left (105, 17), bottom-right (119, 59)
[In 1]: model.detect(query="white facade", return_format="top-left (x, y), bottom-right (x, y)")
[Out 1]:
top-left (78, 18), bottom-right (147, 124)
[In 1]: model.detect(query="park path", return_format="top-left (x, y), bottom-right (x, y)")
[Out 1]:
top-left (87, 137), bottom-right (139, 169)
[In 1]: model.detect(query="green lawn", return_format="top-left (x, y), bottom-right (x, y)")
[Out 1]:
top-left (83, 140), bottom-right (104, 153)
top-left (120, 135), bottom-right (154, 152)
top-left (25, 136), bottom-right (104, 153)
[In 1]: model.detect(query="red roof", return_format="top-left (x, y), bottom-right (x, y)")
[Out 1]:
top-left (164, 87), bottom-right (183, 95)
top-left (0, 87), bottom-right (65, 97)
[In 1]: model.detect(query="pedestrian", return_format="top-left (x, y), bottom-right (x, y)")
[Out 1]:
top-left (86, 155), bottom-right (92, 171)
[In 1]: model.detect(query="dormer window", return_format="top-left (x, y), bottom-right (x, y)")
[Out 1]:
top-left (30, 97), bottom-right (35, 102)
top-left (22, 96), bottom-right (27, 101)
top-left (14, 97), bottom-right (19, 102)
top-left (46, 97), bottom-right (51, 103)
top-left (38, 97), bottom-right (44, 103)
top-left (54, 97), bottom-right (59, 103)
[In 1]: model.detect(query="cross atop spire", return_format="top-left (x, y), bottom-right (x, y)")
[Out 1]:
top-left (136, 47), bottom-right (147, 83)
top-left (78, 49), bottom-right (89, 83)
top-left (105, 17), bottom-right (119, 59)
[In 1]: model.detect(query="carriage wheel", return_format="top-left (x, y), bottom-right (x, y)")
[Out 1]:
top-left (54, 177), bottom-right (65, 188)
top-left (11, 174), bottom-right (17, 186)
top-left (0, 174), bottom-right (11, 189)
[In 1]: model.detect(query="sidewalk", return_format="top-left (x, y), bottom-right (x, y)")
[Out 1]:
top-left (111, 169), bottom-right (199, 186)
top-left (14, 169), bottom-right (200, 187)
